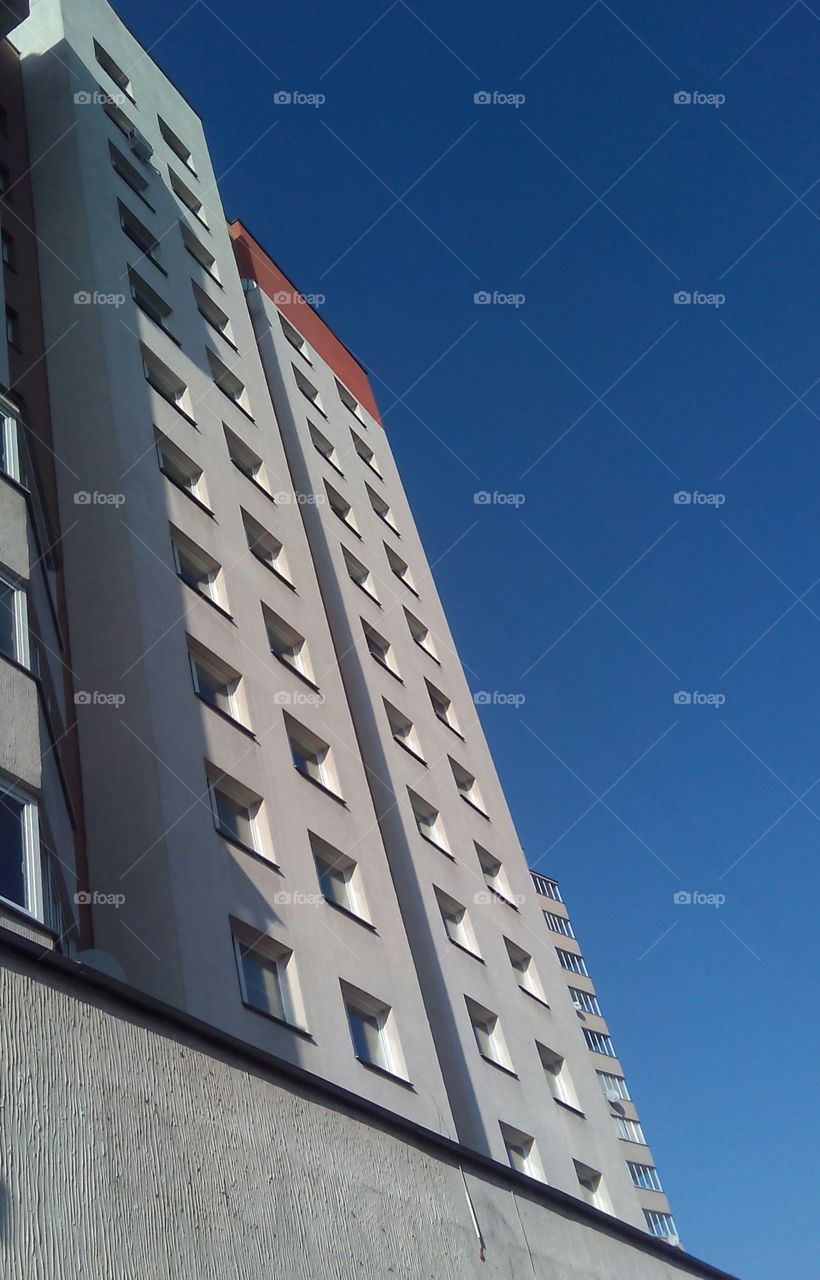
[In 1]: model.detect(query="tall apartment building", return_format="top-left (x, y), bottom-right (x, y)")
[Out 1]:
top-left (1, 0), bottom-right (682, 1254)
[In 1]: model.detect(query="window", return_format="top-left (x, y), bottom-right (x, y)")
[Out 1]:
top-left (465, 997), bottom-right (513, 1071)
top-left (434, 887), bottom-right (479, 956)
top-left (475, 843), bottom-right (515, 905)
top-left (263, 607), bottom-right (313, 682)
top-left (158, 116), bottom-right (196, 174)
top-left (171, 530), bottom-right (225, 609)
top-left (425, 680), bottom-right (459, 732)
top-left (531, 872), bottom-right (562, 901)
top-left (102, 94), bottom-right (136, 139)
top-left (109, 141), bottom-right (151, 205)
top-left (0, 783), bottom-right (41, 917)
top-left (285, 715), bottom-right (341, 799)
top-left (628, 1162), bottom-right (663, 1192)
top-left (293, 365), bottom-right (323, 412)
top-left (544, 910), bottom-right (575, 938)
top-left (614, 1116), bottom-right (646, 1144)
top-left (384, 544), bottom-right (416, 592)
top-left (362, 620), bottom-right (399, 676)
top-left (597, 1071), bottom-right (630, 1102)
top-left (118, 201), bottom-right (162, 271)
top-left (341, 546), bottom-right (378, 602)
top-left (450, 758), bottom-right (487, 814)
top-left (0, 412), bottom-right (22, 483)
top-left (181, 221), bottom-right (220, 284)
top-left (0, 573), bottom-right (28, 666)
top-left (504, 938), bottom-right (546, 1001)
top-left (408, 788), bottom-right (449, 853)
top-left (351, 429), bottom-right (381, 475)
top-left (193, 282), bottom-right (235, 346)
top-left (142, 345), bottom-right (194, 420)
top-left (556, 948), bottom-right (588, 976)
top-left (207, 349), bottom-right (251, 416)
top-left (169, 167), bottom-right (207, 227)
top-left (311, 834), bottom-right (366, 920)
top-left (5, 307), bottom-right (19, 347)
top-left (308, 421), bottom-right (341, 471)
top-left (500, 1124), bottom-right (540, 1179)
top-left (367, 484), bottom-right (398, 533)
top-left (188, 640), bottom-right (245, 725)
top-left (129, 269), bottom-right (174, 337)
top-left (208, 770), bottom-right (261, 854)
top-left (574, 1161), bottom-right (610, 1213)
top-left (242, 509), bottom-right (291, 583)
top-left (0, 164), bottom-right (11, 198)
top-left (224, 425), bottom-right (269, 493)
top-left (584, 1028), bottom-right (617, 1057)
top-left (537, 1043), bottom-right (580, 1109)
top-left (156, 433), bottom-right (207, 506)
top-left (2, 230), bottom-right (15, 269)
top-left (384, 700), bottom-right (424, 761)
top-left (568, 986), bottom-right (601, 1015)
top-left (325, 482), bottom-right (357, 534)
top-left (93, 39), bottom-right (134, 100)
top-left (405, 607), bottom-right (438, 660)
top-left (232, 928), bottom-right (304, 1028)
top-left (336, 378), bottom-right (365, 422)
top-left (644, 1210), bottom-right (678, 1241)
top-left (342, 982), bottom-right (405, 1078)
top-left (280, 314), bottom-right (309, 360)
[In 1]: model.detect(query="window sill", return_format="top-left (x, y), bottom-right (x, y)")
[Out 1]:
top-left (374, 514), bottom-right (401, 538)
top-left (354, 1056), bottom-right (415, 1090)
top-left (194, 693), bottom-right (256, 740)
top-left (323, 897), bottom-right (378, 933)
top-left (413, 640), bottom-right (441, 665)
top-left (293, 768), bottom-right (348, 808)
top-left (215, 384), bottom-right (255, 423)
top-left (299, 389), bottom-right (327, 418)
top-left (316, 450), bottom-right (345, 479)
top-left (270, 653), bottom-right (319, 692)
top-left (554, 1098), bottom-right (586, 1119)
top-left (369, 653), bottom-right (403, 684)
top-left (241, 1001), bottom-right (314, 1042)
top-left (519, 986), bottom-right (550, 1010)
top-left (185, 246), bottom-right (223, 289)
top-left (213, 827), bottom-right (264, 861)
top-left (230, 459), bottom-right (275, 502)
top-left (134, 305), bottom-right (181, 348)
top-left (333, 512), bottom-right (361, 540)
top-left (351, 580), bottom-right (381, 608)
top-left (179, 577), bottom-right (235, 623)
top-left (393, 737), bottom-right (427, 768)
top-left (201, 315), bottom-right (239, 353)
top-left (250, 551), bottom-right (297, 593)
top-left (478, 1054), bottom-right (518, 1080)
top-left (148, 383), bottom-right (198, 428)
top-left (392, 574), bottom-right (419, 599)
top-left (417, 832), bottom-right (455, 860)
top-left (434, 714), bottom-right (464, 740)
top-left (486, 887), bottom-right (520, 912)
top-left (116, 171), bottom-right (155, 213)
top-left (447, 937), bottom-right (484, 964)
top-left (161, 471), bottom-right (215, 518)
top-left (461, 793), bottom-right (491, 821)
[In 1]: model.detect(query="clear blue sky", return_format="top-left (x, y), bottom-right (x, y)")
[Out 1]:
top-left (113, 2), bottom-right (818, 1274)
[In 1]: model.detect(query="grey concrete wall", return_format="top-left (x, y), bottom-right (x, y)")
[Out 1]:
top-left (0, 941), bottom-right (736, 1280)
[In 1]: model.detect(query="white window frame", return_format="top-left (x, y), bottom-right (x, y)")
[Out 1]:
top-left (1, 412), bottom-right (22, 484)
top-left (0, 571), bottom-right (30, 668)
top-left (232, 931), bottom-right (301, 1027)
top-left (209, 778), bottom-right (259, 853)
top-left (0, 781), bottom-right (42, 920)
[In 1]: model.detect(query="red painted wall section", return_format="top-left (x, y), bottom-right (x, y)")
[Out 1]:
top-left (229, 221), bottom-right (383, 426)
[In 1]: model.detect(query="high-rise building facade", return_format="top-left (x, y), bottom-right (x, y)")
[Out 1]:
top-left (2, 0), bottom-right (679, 1250)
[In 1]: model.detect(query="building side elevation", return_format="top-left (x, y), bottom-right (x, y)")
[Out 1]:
top-left (0, 0), bottom-right (681, 1247)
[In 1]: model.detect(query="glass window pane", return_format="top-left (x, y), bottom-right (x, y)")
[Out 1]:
top-left (215, 790), bottom-right (253, 847)
top-left (0, 791), bottom-right (26, 908)
top-left (241, 951), bottom-right (285, 1020)
top-left (0, 579), bottom-right (17, 659)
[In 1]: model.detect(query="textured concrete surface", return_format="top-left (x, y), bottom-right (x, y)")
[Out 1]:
top-left (0, 946), bottom-right (735, 1280)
